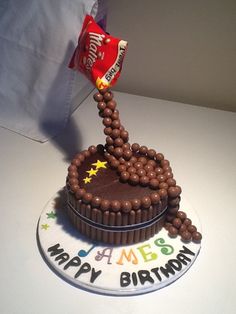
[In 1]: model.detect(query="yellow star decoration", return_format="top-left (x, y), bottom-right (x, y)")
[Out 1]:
top-left (92, 160), bottom-right (107, 170)
top-left (83, 177), bottom-right (92, 184)
top-left (41, 224), bottom-right (50, 230)
top-left (86, 168), bottom-right (98, 177)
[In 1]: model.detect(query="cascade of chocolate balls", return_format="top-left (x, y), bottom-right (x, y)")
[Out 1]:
top-left (93, 89), bottom-right (202, 243)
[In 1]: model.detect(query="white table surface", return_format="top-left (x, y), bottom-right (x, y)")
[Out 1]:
top-left (1, 91), bottom-right (236, 314)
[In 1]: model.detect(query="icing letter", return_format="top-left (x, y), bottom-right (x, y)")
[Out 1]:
top-left (137, 244), bottom-right (158, 262)
top-left (116, 249), bottom-right (138, 265)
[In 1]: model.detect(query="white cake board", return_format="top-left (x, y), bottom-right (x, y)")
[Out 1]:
top-left (37, 189), bottom-right (201, 296)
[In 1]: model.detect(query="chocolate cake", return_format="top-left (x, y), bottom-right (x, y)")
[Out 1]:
top-left (66, 89), bottom-right (202, 245)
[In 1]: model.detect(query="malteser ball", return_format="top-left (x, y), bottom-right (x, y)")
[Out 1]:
top-left (106, 100), bottom-right (117, 110)
top-left (121, 201), bottom-right (132, 213)
top-left (120, 130), bottom-right (129, 141)
top-left (83, 193), bottom-right (93, 204)
top-left (141, 196), bottom-right (151, 208)
top-left (114, 138), bottom-right (124, 147)
top-left (140, 175), bottom-right (149, 186)
top-left (150, 192), bottom-right (160, 204)
top-left (156, 153), bottom-right (164, 161)
top-left (166, 178), bottom-right (176, 187)
top-left (176, 210), bottom-right (187, 220)
top-left (111, 129), bottom-right (120, 139)
top-left (181, 230), bottom-right (192, 242)
top-left (114, 147), bottom-right (123, 158)
top-left (91, 196), bottom-right (102, 207)
top-left (103, 108), bottom-right (113, 117)
top-left (111, 200), bottom-right (121, 212)
top-left (131, 143), bottom-right (140, 152)
top-left (97, 101), bottom-right (106, 110)
top-left (172, 218), bottom-right (182, 229)
top-left (168, 226), bottom-right (178, 237)
top-left (129, 173), bottom-right (139, 185)
top-left (76, 188), bottom-right (86, 199)
top-left (103, 117), bottom-right (112, 127)
top-left (150, 178), bottom-right (159, 189)
top-left (136, 168), bottom-right (146, 177)
top-left (147, 149), bottom-right (156, 159)
top-left (88, 145), bottom-right (97, 154)
top-left (120, 171), bottom-right (130, 182)
top-left (111, 119), bottom-right (121, 129)
top-left (192, 231), bottom-right (202, 242)
top-left (93, 92), bottom-right (103, 102)
top-left (100, 199), bottom-right (110, 211)
top-left (187, 225), bottom-right (197, 233)
top-left (168, 186), bottom-right (182, 197)
top-left (103, 91), bottom-right (113, 101)
top-left (131, 198), bottom-right (141, 210)
top-left (139, 145), bottom-right (148, 155)
top-left (123, 149), bottom-right (132, 160)
top-left (138, 156), bottom-right (148, 165)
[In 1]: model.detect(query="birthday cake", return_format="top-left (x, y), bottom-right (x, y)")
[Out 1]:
top-left (66, 16), bottom-right (202, 245)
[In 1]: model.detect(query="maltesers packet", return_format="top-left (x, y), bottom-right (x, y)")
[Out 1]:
top-left (69, 15), bottom-right (127, 90)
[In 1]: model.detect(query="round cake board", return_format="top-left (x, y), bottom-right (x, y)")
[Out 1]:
top-left (37, 189), bottom-right (201, 296)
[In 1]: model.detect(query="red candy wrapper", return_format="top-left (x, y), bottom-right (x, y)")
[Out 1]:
top-left (69, 15), bottom-right (127, 90)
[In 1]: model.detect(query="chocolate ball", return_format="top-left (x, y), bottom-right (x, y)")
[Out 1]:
top-left (122, 143), bottom-right (131, 150)
top-left (76, 153), bottom-right (85, 162)
top-left (147, 149), bottom-right (156, 159)
top-left (176, 210), bottom-right (186, 220)
top-left (168, 226), bottom-right (178, 237)
top-left (110, 159), bottom-right (120, 169)
top-left (134, 161), bottom-right (143, 170)
top-left (172, 218), bottom-right (182, 229)
top-left (140, 175), bottom-right (149, 186)
top-left (106, 136), bottom-right (114, 146)
top-left (69, 178), bottom-right (78, 186)
top-left (130, 156), bottom-right (138, 164)
top-left (192, 231), bottom-right (202, 242)
top-left (111, 119), bottom-right (121, 129)
top-left (159, 182), bottom-right (168, 190)
top-left (147, 159), bottom-right (156, 168)
top-left (150, 192), bottom-right (160, 204)
top-left (131, 143), bottom-right (140, 152)
top-left (168, 186), bottom-right (182, 197)
top-left (123, 149), bottom-right (132, 160)
top-left (136, 168), bottom-right (146, 177)
top-left (68, 164), bottom-right (77, 172)
top-left (138, 156), bottom-right (148, 165)
top-left (93, 92), bottom-right (103, 102)
top-left (155, 167), bottom-right (163, 175)
top-left (168, 205), bottom-right (179, 215)
top-left (183, 218), bottom-right (192, 226)
top-left (69, 170), bottom-right (78, 178)
top-left (131, 198), bottom-right (141, 210)
top-left (114, 138), bottom-right (124, 147)
top-left (144, 164), bottom-right (154, 172)
top-left (103, 108), bottom-right (113, 117)
top-left (106, 100), bottom-right (116, 110)
top-left (117, 164), bottom-right (127, 173)
top-left (127, 166), bottom-right (136, 174)
top-left (121, 201), bottom-right (132, 213)
top-left (181, 230), bottom-right (192, 242)
top-left (119, 157), bottom-right (126, 164)
top-left (104, 127), bottom-right (112, 135)
top-left (103, 91), bottom-right (113, 101)
top-left (166, 178), bottom-right (176, 187)
top-left (129, 173), bottom-right (139, 185)
top-left (161, 159), bottom-right (170, 167)
top-left (150, 178), bottom-right (159, 190)
top-left (120, 171), bottom-right (130, 182)
top-left (188, 225), bottom-right (197, 233)
top-left (159, 188), bottom-right (167, 198)
top-left (139, 145), bottom-right (148, 155)
top-left (120, 130), bottom-right (129, 141)
top-left (91, 196), bottom-right (102, 207)
top-left (103, 117), bottom-right (112, 127)
top-left (114, 147), bottom-right (123, 158)
top-left (100, 199), bottom-right (110, 211)
top-left (71, 158), bottom-right (81, 167)
top-left (111, 200), bottom-right (121, 212)
top-left (97, 101), bottom-right (106, 111)
top-left (111, 129), bottom-right (120, 139)
top-left (88, 145), bottom-right (97, 154)
top-left (178, 224), bottom-right (187, 234)
top-left (111, 111), bottom-right (119, 120)
top-left (83, 193), bottom-right (93, 204)
top-left (71, 184), bottom-right (79, 193)
top-left (99, 87), bottom-right (109, 94)
top-left (75, 188), bottom-right (86, 199)
top-left (165, 171), bottom-right (173, 179)
top-left (156, 153), bottom-right (164, 161)
top-left (147, 171), bottom-right (156, 179)
top-left (163, 165), bottom-right (172, 172)
top-left (166, 214), bottom-right (175, 222)
top-left (141, 196), bottom-right (151, 208)
top-left (157, 174), bottom-right (166, 182)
